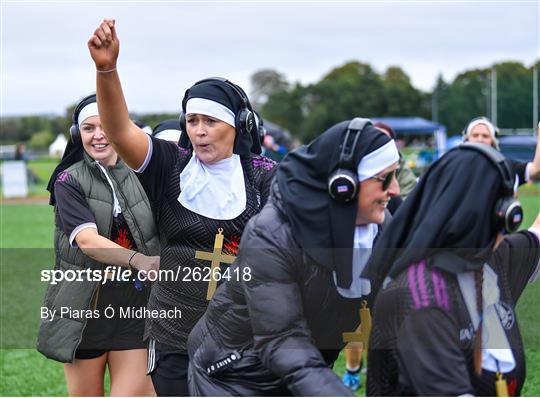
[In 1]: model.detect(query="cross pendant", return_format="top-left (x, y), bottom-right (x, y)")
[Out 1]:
top-left (194, 228), bottom-right (236, 300)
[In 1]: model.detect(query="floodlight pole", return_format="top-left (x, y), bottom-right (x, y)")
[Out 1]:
top-left (432, 83), bottom-right (438, 122)
top-left (533, 65), bottom-right (538, 133)
top-left (491, 67), bottom-right (497, 126)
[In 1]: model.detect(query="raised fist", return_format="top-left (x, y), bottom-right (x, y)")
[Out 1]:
top-left (88, 19), bottom-right (119, 71)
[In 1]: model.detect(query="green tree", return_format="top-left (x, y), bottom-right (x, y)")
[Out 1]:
top-left (250, 69), bottom-right (289, 108)
top-left (438, 61), bottom-right (537, 134)
top-left (261, 83), bottom-right (305, 139)
top-left (299, 61), bottom-right (386, 142)
top-left (439, 67), bottom-right (490, 134)
top-left (0, 117), bottom-right (24, 143)
top-left (496, 62), bottom-right (533, 129)
top-left (28, 130), bottom-right (55, 149)
top-left (382, 66), bottom-right (424, 116)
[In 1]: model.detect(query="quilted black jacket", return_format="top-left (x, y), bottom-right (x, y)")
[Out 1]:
top-left (188, 182), bottom-right (390, 396)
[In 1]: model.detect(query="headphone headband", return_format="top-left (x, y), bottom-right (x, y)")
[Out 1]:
top-left (328, 118), bottom-right (372, 203)
top-left (191, 77), bottom-right (252, 111)
top-left (338, 118), bottom-right (372, 169)
top-left (459, 142), bottom-right (514, 194)
top-left (70, 94), bottom-right (97, 146)
top-left (458, 142), bottom-right (522, 233)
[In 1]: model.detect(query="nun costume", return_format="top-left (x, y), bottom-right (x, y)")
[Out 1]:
top-left (362, 145), bottom-right (540, 396)
top-left (187, 119), bottom-right (400, 396)
top-left (133, 79), bottom-right (277, 396)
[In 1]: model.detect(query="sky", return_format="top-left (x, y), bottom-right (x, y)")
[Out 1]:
top-left (1, 0), bottom-right (539, 116)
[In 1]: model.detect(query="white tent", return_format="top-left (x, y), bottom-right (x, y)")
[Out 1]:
top-left (49, 134), bottom-right (68, 158)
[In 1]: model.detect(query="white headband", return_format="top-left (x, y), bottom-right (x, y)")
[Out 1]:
top-left (465, 119), bottom-right (499, 150)
top-left (357, 140), bottom-right (400, 182)
top-left (142, 126), bottom-right (153, 136)
top-left (155, 129), bottom-right (182, 142)
top-left (185, 98), bottom-right (235, 127)
top-left (77, 102), bottom-right (99, 127)
top-left (466, 119), bottom-right (495, 137)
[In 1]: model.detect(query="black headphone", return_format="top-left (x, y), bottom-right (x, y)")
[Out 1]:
top-left (69, 94), bottom-right (97, 146)
top-left (179, 77), bottom-right (256, 139)
top-left (459, 142), bottom-right (523, 233)
top-left (328, 118), bottom-right (373, 203)
top-left (254, 111), bottom-right (266, 145)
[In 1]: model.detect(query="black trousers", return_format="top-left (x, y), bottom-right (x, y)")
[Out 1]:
top-left (149, 341), bottom-right (190, 396)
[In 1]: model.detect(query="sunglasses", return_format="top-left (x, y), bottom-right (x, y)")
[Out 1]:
top-left (370, 168), bottom-right (398, 191)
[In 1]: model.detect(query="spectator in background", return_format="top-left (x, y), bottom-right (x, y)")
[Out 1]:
top-left (374, 122), bottom-right (417, 200)
top-left (463, 117), bottom-right (540, 185)
top-left (152, 119), bottom-right (183, 143)
top-left (375, 122), bottom-right (418, 215)
top-left (14, 142), bottom-right (27, 161)
top-left (135, 120), bottom-right (153, 135)
top-left (259, 115), bottom-right (291, 162)
top-left (14, 142), bottom-right (41, 184)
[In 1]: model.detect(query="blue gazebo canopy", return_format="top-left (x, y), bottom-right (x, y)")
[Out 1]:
top-left (371, 117), bottom-right (446, 135)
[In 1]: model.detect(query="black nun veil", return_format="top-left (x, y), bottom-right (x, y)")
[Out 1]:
top-left (46, 138), bottom-right (83, 206)
top-left (276, 120), bottom-right (393, 289)
top-left (362, 146), bottom-right (507, 297)
top-left (47, 94), bottom-right (97, 206)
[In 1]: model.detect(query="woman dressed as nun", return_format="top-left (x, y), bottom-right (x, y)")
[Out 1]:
top-left (362, 143), bottom-right (540, 396)
top-left (152, 119), bottom-right (183, 143)
top-left (187, 118), bottom-right (400, 396)
top-left (38, 94), bottom-right (160, 396)
top-left (88, 19), bottom-right (276, 396)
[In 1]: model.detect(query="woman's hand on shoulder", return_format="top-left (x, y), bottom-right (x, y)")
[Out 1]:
top-left (88, 18), bottom-right (119, 71)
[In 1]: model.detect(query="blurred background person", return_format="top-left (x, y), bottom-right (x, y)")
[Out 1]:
top-left (463, 117), bottom-right (540, 185)
top-left (152, 119), bottom-right (183, 143)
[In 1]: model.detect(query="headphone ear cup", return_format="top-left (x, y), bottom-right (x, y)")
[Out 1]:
top-left (259, 125), bottom-right (267, 144)
top-left (236, 108), bottom-right (255, 136)
top-left (245, 110), bottom-right (255, 136)
top-left (177, 111), bottom-right (193, 149)
top-left (494, 197), bottom-right (523, 234)
top-left (69, 124), bottom-right (81, 146)
top-left (179, 111), bottom-right (186, 133)
top-left (70, 93), bottom-right (97, 147)
top-left (328, 169), bottom-right (359, 203)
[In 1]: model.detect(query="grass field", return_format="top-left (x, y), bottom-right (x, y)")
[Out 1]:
top-left (1, 183), bottom-right (539, 396)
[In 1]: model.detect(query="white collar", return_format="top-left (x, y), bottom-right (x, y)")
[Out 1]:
top-left (457, 264), bottom-right (516, 373)
top-left (333, 224), bottom-right (378, 298)
top-left (178, 153), bottom-right (246, 220)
